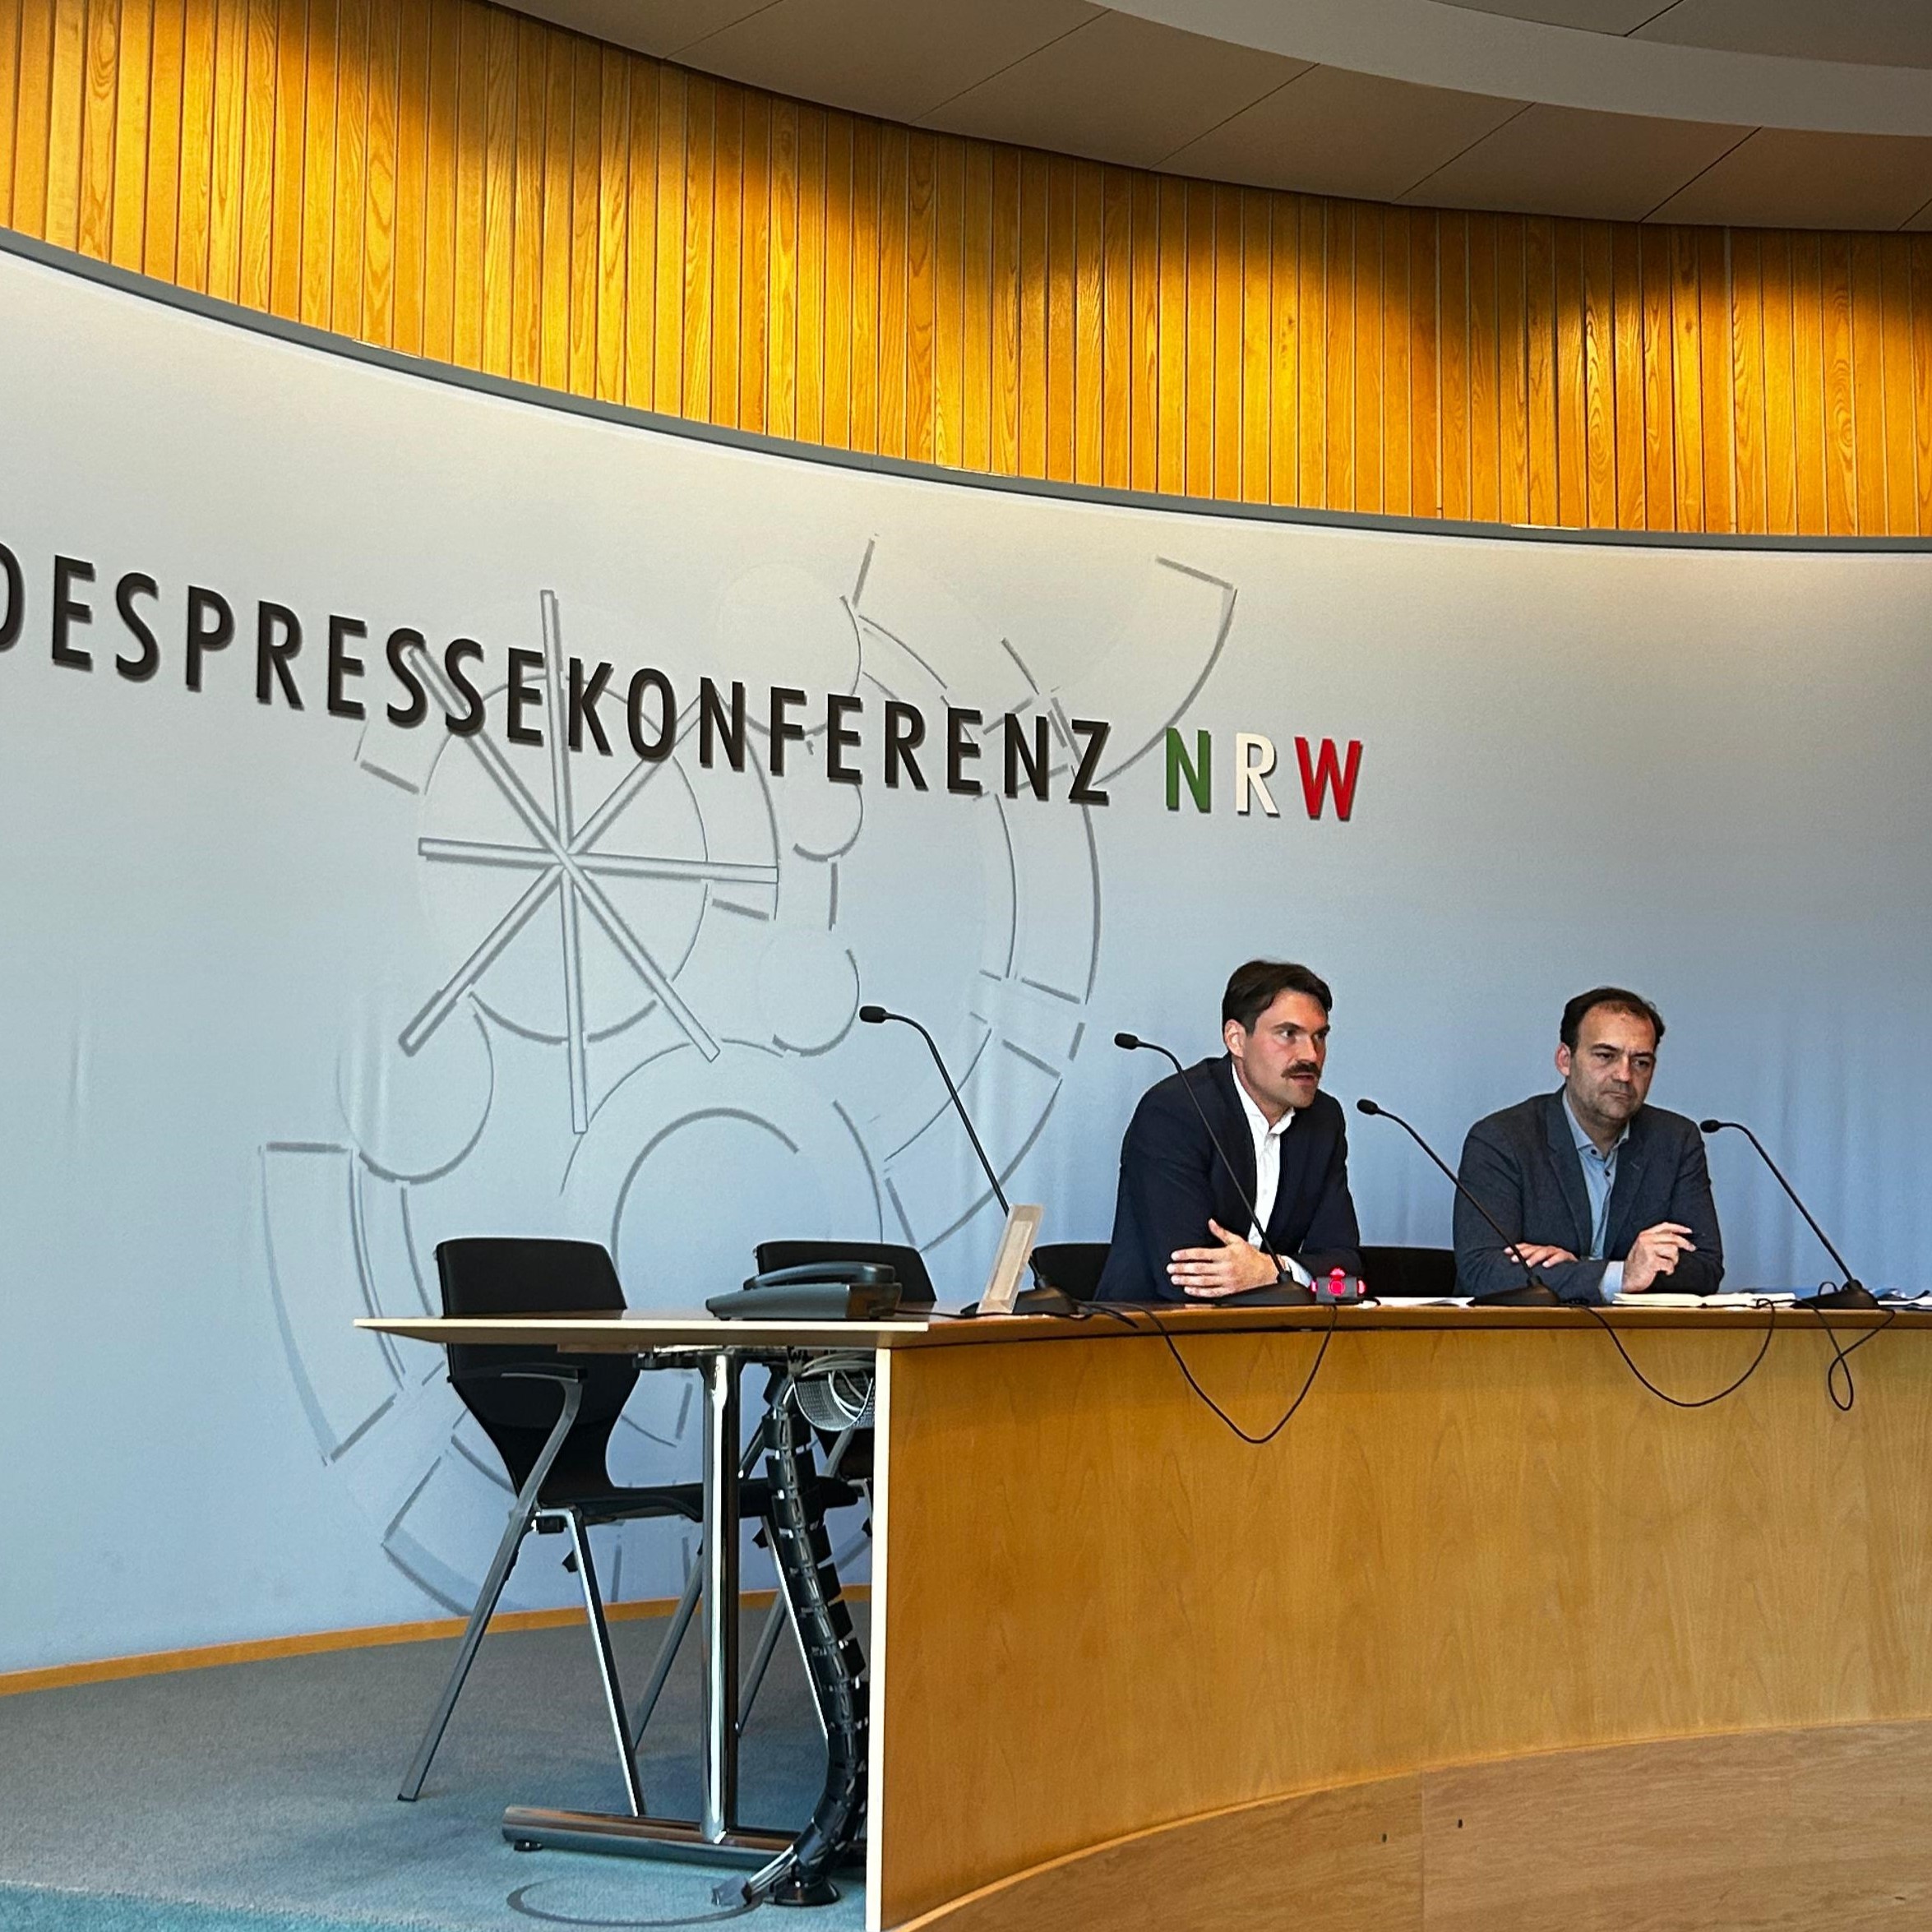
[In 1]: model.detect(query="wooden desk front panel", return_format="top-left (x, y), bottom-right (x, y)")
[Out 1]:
top-left (871, 1323), bottom-right (1932, 1927)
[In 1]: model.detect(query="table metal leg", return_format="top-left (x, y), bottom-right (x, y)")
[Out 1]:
top-left (501, 1349), bottom-right (786, 1870)
top-left (700, 1347), bottom-right (740, 1840)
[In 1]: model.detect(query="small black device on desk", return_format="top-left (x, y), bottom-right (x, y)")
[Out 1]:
top-left (706, 1260), bottom-right (904, 1321)
top-left (1213, 1270), bottom-right (1364, 1307)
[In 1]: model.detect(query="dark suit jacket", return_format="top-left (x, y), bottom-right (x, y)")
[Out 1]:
top-left (1097, 1056), bottom-right (1361, 1303)
top-left (1454, 1089), bottom-right (1724, 1300)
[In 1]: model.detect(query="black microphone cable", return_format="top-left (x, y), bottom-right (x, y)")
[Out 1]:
top-left (1804, 1290), bottom-right (1897, 1413)
top-left (1571, 1296), bottom-right (1780, 1410)
top-left (1081, 1296), bottom-right (1340, 1445)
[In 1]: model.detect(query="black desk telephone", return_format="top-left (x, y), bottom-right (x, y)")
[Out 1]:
top-left (706, 1260), bottom-right (904, 1321)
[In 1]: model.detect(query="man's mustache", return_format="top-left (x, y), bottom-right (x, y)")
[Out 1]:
top-left (1287, 1062), bottom-right (1320, 1079)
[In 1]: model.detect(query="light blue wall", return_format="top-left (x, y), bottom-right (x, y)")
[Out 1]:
top-left (2, 247), bottom-right (1929, 1670)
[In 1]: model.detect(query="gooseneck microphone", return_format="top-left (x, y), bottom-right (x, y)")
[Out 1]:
top-left (1699, 1118), bottom-right (1877, 1310)
top-left (859, 1003), bottom-right (1077, 1315)
top-left (1355, 1098), bottom-right (1562, 1307)
top-left (1114, 1032), bottom-right (1314, 1305)
top-left (862, 1003), bottom-right (1007, 1213)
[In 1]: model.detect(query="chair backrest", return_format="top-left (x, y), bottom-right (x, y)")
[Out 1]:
top-left (435, 1237), bottom-right (638, 1495)
top-left (751, 1240), bottom-right (936, 1306)
top-left (1031, 1241), bottom-right (1109, 1303)
top-left (1357, 1244), bottom-right (1458, 1299)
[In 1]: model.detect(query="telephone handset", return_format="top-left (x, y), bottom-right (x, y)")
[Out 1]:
top-left (706, 1259), bottom-right (904, 1321)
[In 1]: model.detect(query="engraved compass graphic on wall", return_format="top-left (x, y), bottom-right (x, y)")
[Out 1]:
top-left (400, 591), bottom-right (756, 1135)
top-left (262, 544), bottom-right (1235, 1613)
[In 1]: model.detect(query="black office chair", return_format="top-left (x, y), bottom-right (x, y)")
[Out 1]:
top-left (1357, 1244), bottom-right (1458, 1298)
top-left (1032, 1241), bottom-right (1109, 1303)
top-left (400, 1237), bottom-right (854, 1810)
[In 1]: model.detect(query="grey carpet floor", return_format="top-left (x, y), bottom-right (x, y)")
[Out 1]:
top-left (0, 1611), bottom-right (867, 1932)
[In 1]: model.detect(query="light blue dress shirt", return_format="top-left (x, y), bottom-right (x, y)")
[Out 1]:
top-left (1565, 1094), bottom-right (1628, 1302)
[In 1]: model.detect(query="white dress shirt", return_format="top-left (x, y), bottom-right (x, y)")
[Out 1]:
top-left (1233, 1077), bottom-right (1314, 1287)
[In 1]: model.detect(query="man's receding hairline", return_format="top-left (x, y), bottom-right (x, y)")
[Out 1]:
top-left (1571, 1000), bottom-right (1661, 1046)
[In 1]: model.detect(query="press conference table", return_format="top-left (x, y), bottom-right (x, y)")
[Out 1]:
top-left (361, 1301), bottom-right (1932, 1931)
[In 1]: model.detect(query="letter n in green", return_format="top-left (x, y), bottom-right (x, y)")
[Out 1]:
top-left (1165, 728), bottom-right (1212, 813)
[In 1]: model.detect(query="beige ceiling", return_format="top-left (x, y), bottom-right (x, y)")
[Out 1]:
top-left (510, 0), bottom-right (1932, 228)
top-left (1446, 1), bottom-right (1932, 71)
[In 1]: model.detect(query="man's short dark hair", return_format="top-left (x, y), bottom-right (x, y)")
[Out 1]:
top-left (1222, 959), bottom-right (1333, 1033)
top-left (1560, 987), bottom-right (1665, 1052)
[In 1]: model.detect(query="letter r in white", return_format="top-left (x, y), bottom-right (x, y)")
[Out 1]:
top-left (1233, 731), bottom-right (1279, 817)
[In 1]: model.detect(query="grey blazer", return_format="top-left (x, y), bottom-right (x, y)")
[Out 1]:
top-left (1454, 1090), bottom-right (1724, 1301)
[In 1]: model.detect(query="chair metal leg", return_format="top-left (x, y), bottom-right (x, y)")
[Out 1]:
top-left (765, 1526), bottom-right (869, 1746)
top-left (563, 1510), bottom-right (648, 1820)
top-left (736, 1594), bottom-right (791, 1740)
top-left (627, 1414), bottom-right (773, 1747)
top-left (396, 1377), bottom-right (585, 1801)
top-left (628, 1544), bottom-right (704, 1743)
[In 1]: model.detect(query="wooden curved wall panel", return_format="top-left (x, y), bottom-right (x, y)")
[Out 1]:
top-left (2, 0), bottom-right (1930, 534)
top-left (871, 1322), bottom-right (1932, 1924)
top-left (898, 1723), bottom-right (1932, 1932)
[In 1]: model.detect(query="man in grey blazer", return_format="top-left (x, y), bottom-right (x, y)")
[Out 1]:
top-left (1454, 987), bottom-right (1723, 1302)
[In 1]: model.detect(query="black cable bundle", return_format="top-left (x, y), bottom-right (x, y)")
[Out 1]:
top-left (740, 1367), bottom-right (869, 1908)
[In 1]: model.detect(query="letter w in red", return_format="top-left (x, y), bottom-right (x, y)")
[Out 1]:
top-left (1295, 737), bottom-right (1362, 820)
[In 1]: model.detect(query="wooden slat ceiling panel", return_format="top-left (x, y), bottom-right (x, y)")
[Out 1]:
top-left (3, 0), bottom-right (1930, 534)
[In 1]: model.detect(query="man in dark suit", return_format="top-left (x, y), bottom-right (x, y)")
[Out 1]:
top-left (1097, 960), bottom-right (1361, 1303)
top-left (1454, 987), bottom-right (1723, 1301)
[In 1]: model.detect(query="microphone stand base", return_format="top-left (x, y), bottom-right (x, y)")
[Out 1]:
top-left (1796, 1283), bottom-right (1879, 1311)
top-left (1470, 1282), bottom-right (1565, 1308)
top-left (1020, 1284), bottom-right (1081, 1315)
top-left (1010, 1283), bottom-right (1084, 1317)
top-left (954, 1285), bottom-right (1085, 1319)
top-left (1214, 1281), bottom-right (1319, 1307)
